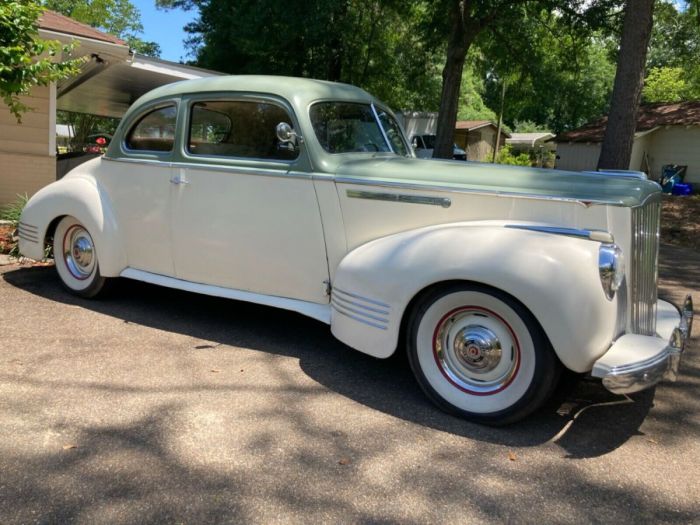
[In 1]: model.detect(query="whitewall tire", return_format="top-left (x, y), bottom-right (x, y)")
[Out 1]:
top-left (53, 216), bottom-right (108, 298)
top-left (407, 283), bottom-right (561, 425)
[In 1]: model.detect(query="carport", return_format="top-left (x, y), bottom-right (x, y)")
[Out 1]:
top-left (0, 10), bottom-right (220, 206)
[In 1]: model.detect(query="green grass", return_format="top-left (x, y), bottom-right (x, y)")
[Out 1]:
top-left (0, 193), bottom-right (29, 225)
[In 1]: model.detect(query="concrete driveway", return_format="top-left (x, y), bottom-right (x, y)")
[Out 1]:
top-left (0, 244), bottom-right (698, 524)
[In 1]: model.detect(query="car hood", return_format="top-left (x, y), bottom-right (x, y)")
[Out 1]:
top-left (334, 156), bottom-right (660, 207)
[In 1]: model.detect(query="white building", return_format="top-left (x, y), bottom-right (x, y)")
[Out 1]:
top-left (554, 101), bottom-right (700, 183)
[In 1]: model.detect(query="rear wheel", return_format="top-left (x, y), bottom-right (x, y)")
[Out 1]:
top-left (53, 216), bottom-right (108, 298)
top-left (406, 283), bottom-right (561, 425)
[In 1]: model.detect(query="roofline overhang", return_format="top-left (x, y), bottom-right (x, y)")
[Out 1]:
top-left (38, 28), bottom-right (130, 60)
top-left (128, 53), bottom-right (222, 80)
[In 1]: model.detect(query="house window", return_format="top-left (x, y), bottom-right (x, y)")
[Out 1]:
top-left (187, 100), bottom-right (298, 161)
top-left (125, 105), bottom-right (177, 152)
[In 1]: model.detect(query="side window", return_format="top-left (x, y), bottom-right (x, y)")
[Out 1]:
top-left (125, 105), bottom-right (177, 152)
top-left (188, 100), bottom-right (298, 161)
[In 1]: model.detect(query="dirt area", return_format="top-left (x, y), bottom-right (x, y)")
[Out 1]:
top-left (661, 194), bottom-right (700, 250)
top-left (0, 224), bottom-right (14, 255)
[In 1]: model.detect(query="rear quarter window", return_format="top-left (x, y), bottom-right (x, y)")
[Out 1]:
top-left (125, 105), bottom-right (177, 152)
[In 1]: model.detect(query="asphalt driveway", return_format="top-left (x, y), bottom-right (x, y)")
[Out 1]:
top-left (0, 244), bottom-right (698, 524)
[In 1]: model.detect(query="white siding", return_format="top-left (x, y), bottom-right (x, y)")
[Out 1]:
top-left (555, 143), bottom-right (600, 172)
top-left (647, 126), bottom-right (700, 184)
top-left (0, 86), bottom-right (54, 206)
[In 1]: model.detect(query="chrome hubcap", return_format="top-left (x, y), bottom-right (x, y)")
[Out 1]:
top-left (63, 225), bottom-right (95, 280)
top-left (453, 326), bottom-right (502, 373)
top-left (434, 308), bottom-right (520, 395)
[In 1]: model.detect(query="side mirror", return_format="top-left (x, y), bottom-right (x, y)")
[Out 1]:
top-left (276, 122), bottom-right (302, 145)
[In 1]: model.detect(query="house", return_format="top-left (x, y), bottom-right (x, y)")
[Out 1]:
top-left (396, 113), bottom-right (509, 161)
top-left (0, 10), bottom-right (220, 206)
top-left (454, 120), bottom-right (510, 161)
top-left (554, 101), bottom-right (700, 183)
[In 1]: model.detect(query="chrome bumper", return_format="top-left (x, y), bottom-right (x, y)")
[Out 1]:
top-left (592, 295), bottom-right (693, 395)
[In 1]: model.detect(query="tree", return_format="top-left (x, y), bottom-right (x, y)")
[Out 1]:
top-left (44, 0), bottom-right (161, 57)
top-left (598, 0), bottom-right (656, 170)
top-left (157, 0), bottom-right (443, 110)
top-left (427, 0), bottom-right (622, 159)
top-left (475, 6), bottom-right (618, 134)
top-left (643, 67), bottom-right (691, 102)
top-left (0, 1), bottom-right (82, 122)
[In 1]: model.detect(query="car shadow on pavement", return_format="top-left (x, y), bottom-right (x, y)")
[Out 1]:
top-left (3, 266), bottom-right (661, 458)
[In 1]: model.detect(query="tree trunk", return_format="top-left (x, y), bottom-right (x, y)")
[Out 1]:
top-left (597, 0), bottom-right (655, 170)
top-left (433, 1), bottom-right (473, 160)
top-left (492, 78), bottom-right (506, 162)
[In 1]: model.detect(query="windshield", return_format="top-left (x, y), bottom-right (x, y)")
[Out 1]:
top-left (310, 102), bottom-right (410, 155)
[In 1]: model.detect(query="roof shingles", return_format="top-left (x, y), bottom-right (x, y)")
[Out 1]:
top-left (38, 10), bottom-right (126, 46)
top-left (556, 101), bottom-right (700, 143)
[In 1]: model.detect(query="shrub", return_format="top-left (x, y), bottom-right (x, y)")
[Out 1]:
top-left (495, 145), bottom-right (532, 166)
top-left (0, 193), bottom-right (28, 225)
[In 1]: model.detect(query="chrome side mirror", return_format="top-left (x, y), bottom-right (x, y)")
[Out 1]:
top-left (276, 122), bottom-right (302, 145)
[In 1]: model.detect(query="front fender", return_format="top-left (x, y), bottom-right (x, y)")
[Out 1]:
top-left (331, 222), bottom-right (620, 372)
top-left (19, 174), bottom-right (126, 276)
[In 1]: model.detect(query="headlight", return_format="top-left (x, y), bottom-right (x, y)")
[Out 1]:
top-left (599, 244), bottom-right (625, 300)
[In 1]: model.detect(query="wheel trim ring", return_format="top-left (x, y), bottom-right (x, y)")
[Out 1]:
top-left (62, 224), bottom-right (95, 281)
top-left (432, 305), bottom-right (521, 397)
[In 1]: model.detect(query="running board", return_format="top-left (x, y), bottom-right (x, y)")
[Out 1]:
top-left (119, 268), bottom-right (331, 324)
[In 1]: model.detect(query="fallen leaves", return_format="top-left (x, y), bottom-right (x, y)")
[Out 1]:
top-left (508, 451), bottom-right (517, 462)
top-left (210, 369), bottom-right (221, 373)
top-left (62, 444), bottom-right (77, 450)
top-left (338, 457), bottom-right (352, 465)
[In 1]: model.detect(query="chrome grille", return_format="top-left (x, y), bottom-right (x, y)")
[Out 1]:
top-left (629, 196), bottom-right (661, 335)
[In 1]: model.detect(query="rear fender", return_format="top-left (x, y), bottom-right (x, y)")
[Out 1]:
top-left (19, 175), bottom-right (126, 276)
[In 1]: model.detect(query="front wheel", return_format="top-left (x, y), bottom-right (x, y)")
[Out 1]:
top-left (406, 283), bottom-right (561, 425)
top-left (53, 216), bottom-right (108, 298)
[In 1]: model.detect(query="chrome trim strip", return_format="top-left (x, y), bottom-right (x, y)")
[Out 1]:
top-left (331, 302), bottom-right (388, 330)
top-left (332, 286), bottom-right (390, 308)
top-left (330, 298), bottom-right (389, 324)
top-left (119, 267), bottom-right (331, 324)
top-left (331, 293), bottom-right (390, 315)
top-left (347, 189), bottom-right (451, 208)
top-left (370, 103), bottom-right (394, 154)
top-left (504, 225), bottom-right (614, 243)
top-left (336, 176), bottom-right (616, 207)
top-left (103, 156), bottom-right (312, 180)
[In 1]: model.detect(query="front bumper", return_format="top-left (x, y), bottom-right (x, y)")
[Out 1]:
top-left (592, 295), bottom-right (694, 394)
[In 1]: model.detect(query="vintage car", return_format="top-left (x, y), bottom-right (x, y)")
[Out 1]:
top-left (19, 76), bottom-right (694, 424)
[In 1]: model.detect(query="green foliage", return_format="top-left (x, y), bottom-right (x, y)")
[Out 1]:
top-left (643, 67), bottom-right (690, 102)
top-left (158, 0), bottom-right (442, 110)
top-left (495, 145), bottom-right (532, 166)
top-left (476, 8), bottom-right (616, 134)
top-left (457, 60), bottom-right (497, 121)
top-left (513, 120), bottom-right (550, 133)
top-left (0, 193), bottom-right (28, 225)
top-left (645, 2), bottom-right (700, 102)
top-left (0, 1), bottom-right (83, 122)
top-left (44, 0), bottom-right (161, 57)
top-left (0, 193), bottom-right (29, 257)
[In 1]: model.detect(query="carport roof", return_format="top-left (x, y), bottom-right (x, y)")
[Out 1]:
top-left (36, 10), bottom-right (222, 118)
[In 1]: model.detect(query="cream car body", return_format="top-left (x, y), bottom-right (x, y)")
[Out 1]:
top-left (19, 76), bottom-right (693, 424)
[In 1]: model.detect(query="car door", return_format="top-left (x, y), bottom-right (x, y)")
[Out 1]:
top-left (100, 103), bottom-right (178, 276)
top-left (170, 95), bottom-right (329, 304)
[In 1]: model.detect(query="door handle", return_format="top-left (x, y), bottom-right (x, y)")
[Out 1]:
top-left (170, 175), bottom-right (189, 185)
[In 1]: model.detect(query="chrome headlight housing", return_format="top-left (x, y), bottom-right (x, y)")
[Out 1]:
top-left (599, 244), bottom-right (625, 300)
